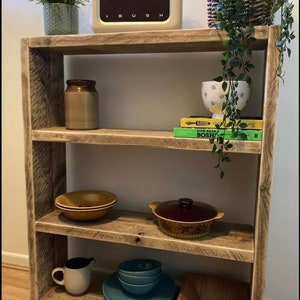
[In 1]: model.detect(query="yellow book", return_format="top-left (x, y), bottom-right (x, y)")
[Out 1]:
top-left (180, 116), bottom-right (263, 129)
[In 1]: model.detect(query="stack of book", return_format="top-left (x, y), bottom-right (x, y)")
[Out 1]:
top-left (173, 116), bottom-right (263, 141)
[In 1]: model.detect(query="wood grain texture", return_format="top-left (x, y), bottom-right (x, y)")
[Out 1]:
top-left (32, 127), bottom-right (262, 154)
top-left (2, 266), bottom-right (30, 300)
top-left (36, 209), bottom-right (254, 263)
top-left (27, 27), bottom-right (269, 55)
top-left (251, 26), bottom-right (280, 300)
top-left (28, 50), bottom-right (64, 129)
top-left (177, 273), bottom-right (250, 300)
top-left (21, 38), bottom-right (68, 300)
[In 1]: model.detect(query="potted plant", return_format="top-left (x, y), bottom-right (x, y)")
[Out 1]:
top-left (208, 0), bottom-right (295, 178)
top-left (29, 0), bottom-right (89, 35)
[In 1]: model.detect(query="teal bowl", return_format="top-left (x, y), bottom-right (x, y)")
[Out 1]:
top-left (118, 259), bottom-right (161, 276)
top-left (118, 275), bottom-right (160, 296)
top-left (118, 270), bottom-right (161, 285)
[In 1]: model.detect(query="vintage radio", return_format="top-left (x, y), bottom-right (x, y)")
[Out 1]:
top-left (91, 0), bottom-right (182, 33)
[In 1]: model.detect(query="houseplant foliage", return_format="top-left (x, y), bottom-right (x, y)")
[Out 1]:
top-left (211, 0), bottom-right (295, 179)
top-left (211, 0), bottom-right (256, 179)
top-left (272, 0), bottom-right (295, 81)
top-left (29, 0), bottom-right (89, 7)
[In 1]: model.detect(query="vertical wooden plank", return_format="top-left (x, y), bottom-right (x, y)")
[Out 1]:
top-left (29, 50), bottom-right (65, 129)
top-left (21, 38), bottom-right (67, 299)
top-left (251, 25), bottom-right (280, 300)
top-left (22, 37), bottom-right (38, 300)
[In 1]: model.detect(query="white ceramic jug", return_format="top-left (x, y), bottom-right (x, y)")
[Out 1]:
top-left (52, 257), bottom-right (95, 295)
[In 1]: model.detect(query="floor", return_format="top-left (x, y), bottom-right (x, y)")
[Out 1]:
top-left (2, 265), bottom-right (30, 300)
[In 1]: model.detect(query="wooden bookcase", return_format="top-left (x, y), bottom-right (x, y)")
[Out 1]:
top-left (21, 25), bottom-right (280, 299)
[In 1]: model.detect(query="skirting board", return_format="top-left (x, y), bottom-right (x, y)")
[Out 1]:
top-left (2, 251), bottom-right (29, 268)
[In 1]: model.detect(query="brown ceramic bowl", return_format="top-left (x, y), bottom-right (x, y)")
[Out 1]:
top-left (55, 190), bottom-right (117, 210)
top-left (55, 203), bottom-right (115, 222)
top-left (149, 198), bottom-right (224, 239)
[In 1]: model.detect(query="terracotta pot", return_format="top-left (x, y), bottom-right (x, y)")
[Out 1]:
top-left (149, 198), bottom-right (224, 239)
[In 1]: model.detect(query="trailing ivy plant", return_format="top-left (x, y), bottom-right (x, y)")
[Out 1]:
top-left (212, 0), bottom-right (295, 179)
top-left (211, 0), bottom-right (256, 179)
top-left (272, 0), bottom-right (295, 82)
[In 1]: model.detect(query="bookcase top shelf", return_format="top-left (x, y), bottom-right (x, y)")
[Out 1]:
top-left (23, 26), bottom-right (270, 55)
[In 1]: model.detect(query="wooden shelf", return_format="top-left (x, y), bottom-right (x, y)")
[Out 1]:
top-left (22, 26), bottom-right (280, 299)
top-left (32, 127), bottom-right (262, 154)
top-left (25, 26), bottom-right (269, 55)
top-left (36, 209), bottom-right (254, 263)
top-left (42, 273), bottom-right (104, 299)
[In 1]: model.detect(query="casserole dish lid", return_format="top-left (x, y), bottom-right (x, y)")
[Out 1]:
top-left (154, 198), bottom-right (217, 222)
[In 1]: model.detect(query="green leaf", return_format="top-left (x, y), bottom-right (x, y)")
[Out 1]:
top-left (247, 37), bottom-right (257, 44)
top-left (213, 76), bottom-right (223, 82)
top-left (222, 40), bottom-right (230, 48)
top-left (240, 133), bottom-right (247, 140)
top-left (223, 156), bottom-right (231, 162)
top-left (220, 170), bottom-right (225, 179)
top-left (222, 81), bottom-right (228, 91)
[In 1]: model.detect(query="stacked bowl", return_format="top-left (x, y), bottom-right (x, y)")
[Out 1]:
top-left (117, 259), bottom-right (162, 296)
top-left (55, 190), bottom-right (117, 222)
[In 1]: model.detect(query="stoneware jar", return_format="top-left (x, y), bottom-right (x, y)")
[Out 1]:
top-left (64, 79), bottom-right (99, 130)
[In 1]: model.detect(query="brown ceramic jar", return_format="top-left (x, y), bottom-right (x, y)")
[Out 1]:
top-left (64, 79), bottom-right (99, 130)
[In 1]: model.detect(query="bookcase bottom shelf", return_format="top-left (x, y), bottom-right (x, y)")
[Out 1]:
top-left (42, 273), bottom-right (104, 299)
top-left (42, 287), bottom-right (103, 300)
top-left (177, 273), bottom-right (250, 300)
top-left (41, 272), bottom-right (250, 300)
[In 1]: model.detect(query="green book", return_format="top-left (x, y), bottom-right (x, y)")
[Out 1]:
top-left (173, 127), bottom-right (262, 141)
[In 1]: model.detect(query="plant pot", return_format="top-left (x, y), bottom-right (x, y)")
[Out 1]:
top-left (201, 81), bottom-right (251, 119)
top-left (43, 3), bottom-right (78, 35)
top-left (207, 0), bottom-right (274, 28)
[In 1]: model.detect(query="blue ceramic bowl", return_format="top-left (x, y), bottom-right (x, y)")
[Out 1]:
top-left (118, 270), bottom-right (161, 285)
top-left (102, 272), bottom-right (176, 300)
top-left (118, 275), bottom-right (160, 296)
top-left (118, 259), bottom-right (161, 276)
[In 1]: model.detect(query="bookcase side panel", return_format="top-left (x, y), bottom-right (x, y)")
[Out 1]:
top-left (22, 40), bottom-right (67, 299)
top-left (251, 25), bottom-right (280, 300)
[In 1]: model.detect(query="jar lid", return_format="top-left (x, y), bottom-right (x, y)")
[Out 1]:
top-left (67, 79), bottom-right (96, 86)
top-left (154, 198), bottom-right (217, 222)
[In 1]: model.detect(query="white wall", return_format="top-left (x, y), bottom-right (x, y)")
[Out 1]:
top-left (2, 0), bottom-right (298, 298)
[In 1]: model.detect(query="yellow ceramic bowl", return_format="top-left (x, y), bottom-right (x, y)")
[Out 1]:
top-left (55, 203), bottom-right (115, 222)
top-left (55, 190), bottom-right (117, 210)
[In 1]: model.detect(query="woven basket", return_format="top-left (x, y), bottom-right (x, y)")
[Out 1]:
top-left (207, 0), bottom-right (274, 28)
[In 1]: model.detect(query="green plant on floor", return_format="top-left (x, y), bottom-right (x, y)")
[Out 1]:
top-left (211, 0), bottom-right (295, 179)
